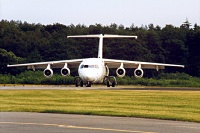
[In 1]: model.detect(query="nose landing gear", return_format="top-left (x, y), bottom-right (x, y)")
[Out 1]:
top-left (85, 82), bottom-right (91, 87)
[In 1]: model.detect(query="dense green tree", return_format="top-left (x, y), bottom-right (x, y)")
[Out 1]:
top-left (0, 48), bottom-right (24, 74)
top-left (187, 27), bottom-right (200, 76)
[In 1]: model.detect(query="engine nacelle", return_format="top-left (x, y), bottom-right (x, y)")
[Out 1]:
top-left (61, 67), bottom-right (70, 76)
top-left (43, 68), bottom-right (53, 78)
top-left (116, 67), bottom-right (126, 78)
top-left (134, 68), bottom-right (144, 78)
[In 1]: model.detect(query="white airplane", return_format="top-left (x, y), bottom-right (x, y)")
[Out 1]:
top-left (7, 34), bottom-right (184, 87)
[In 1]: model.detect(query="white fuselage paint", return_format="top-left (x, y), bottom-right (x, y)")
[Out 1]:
top-left (78, 58), bottom-right (106, 83)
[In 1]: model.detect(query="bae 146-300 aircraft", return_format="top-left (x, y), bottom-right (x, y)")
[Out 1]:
top-left (7, 34), bottom-right (184, 87)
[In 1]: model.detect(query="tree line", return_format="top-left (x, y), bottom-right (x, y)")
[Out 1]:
top-left (0, 20), bottom-right (200, 77)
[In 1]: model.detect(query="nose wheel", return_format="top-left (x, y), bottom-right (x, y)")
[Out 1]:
top-left (85, 82), bottom-right (91, 87)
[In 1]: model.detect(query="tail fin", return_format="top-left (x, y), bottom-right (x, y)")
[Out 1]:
top-left (67, 34), bottom-right (137, 59)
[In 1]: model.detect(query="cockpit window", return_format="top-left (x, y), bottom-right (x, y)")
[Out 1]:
top-left (95, 65), bottom-right (99, 68)
top-left (89, 65), bottom-right (94, 68)
top-left (80, 64), bottom-right (99, 69)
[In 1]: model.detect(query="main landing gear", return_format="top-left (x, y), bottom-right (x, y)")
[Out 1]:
top-left (104, 76), bottom-right (117, 87)
top-left (74, 76), bottom-right (83, 87)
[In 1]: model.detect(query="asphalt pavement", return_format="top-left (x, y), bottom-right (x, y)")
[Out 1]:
top-left (1, 112), bottom-right (200, 133)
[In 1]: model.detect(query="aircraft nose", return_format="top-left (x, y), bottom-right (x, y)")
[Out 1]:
top-left (83, 75), bottom-right (96, 82)
top-left (79, 69), bottom-right (98, 82)
top-left (81, 71), bottom-right (98, 82)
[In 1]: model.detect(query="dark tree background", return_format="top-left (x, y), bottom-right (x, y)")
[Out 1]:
top-left (0, 20), bottom-right (200, 77)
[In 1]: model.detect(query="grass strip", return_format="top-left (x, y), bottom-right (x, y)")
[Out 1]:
top-left (0, 90), bottom-right (200, 122)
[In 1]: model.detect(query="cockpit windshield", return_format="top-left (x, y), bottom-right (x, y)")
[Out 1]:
top-left (80, 64), bottom-right (99, 69)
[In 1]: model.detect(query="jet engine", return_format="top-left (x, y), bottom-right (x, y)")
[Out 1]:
top-left (43, 64), bottom-right (53, 78)
top-left (116, 67), bottom-right (126, 78)
top-left (61, 63), bottom-right (70, 76)
top-left (134, 68), bottom-right (144, 78)
top-left (61, 67), bottom-right (70, 76)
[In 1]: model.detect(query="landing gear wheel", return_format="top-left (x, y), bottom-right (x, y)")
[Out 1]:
top-left (80, 81), bottom-right (83, 87)
top-left (112, 82), bottom-right (115, 87)
top-left (107, 81), bottom-right (110, 87)
top-left (104, 76), bottom-right (117, 87)
top-left (86, 82), bottom-right (91, 87)
top-left (74, 76), bottom-right (83, 87)
top-left (75, 82), bottom-right (79, 87)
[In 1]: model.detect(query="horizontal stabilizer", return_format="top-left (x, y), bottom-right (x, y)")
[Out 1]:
top-left (103, 34), bottom-right (137, 39)
top-left (67, 34), bottom-right (138, 59)
top-left (67, 34), bottom-right (137, 39)
top-left (67, 34), bottom-right (101, 38)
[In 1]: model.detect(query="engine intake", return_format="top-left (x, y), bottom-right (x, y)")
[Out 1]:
top-left (116, 67), bottom-right (126, 78)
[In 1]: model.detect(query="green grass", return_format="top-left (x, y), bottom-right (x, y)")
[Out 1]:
top-left (1, 90), bottom-right (200, 123)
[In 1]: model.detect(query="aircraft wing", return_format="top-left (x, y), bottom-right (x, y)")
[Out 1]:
top-left (103, 58), bottom-right (184, 70)
top-left (7, 59), bottom-right (84, 70)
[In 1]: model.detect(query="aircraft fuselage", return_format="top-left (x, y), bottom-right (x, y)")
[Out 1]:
top-left (78, 58), bottom-right (106, 84)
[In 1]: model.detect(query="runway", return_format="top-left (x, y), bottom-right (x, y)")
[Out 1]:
top-left (1, 112), bottom-right (200, 133)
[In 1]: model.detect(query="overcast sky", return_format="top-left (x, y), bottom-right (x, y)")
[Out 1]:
top-left (0, 0), bottom-right (200, 27)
